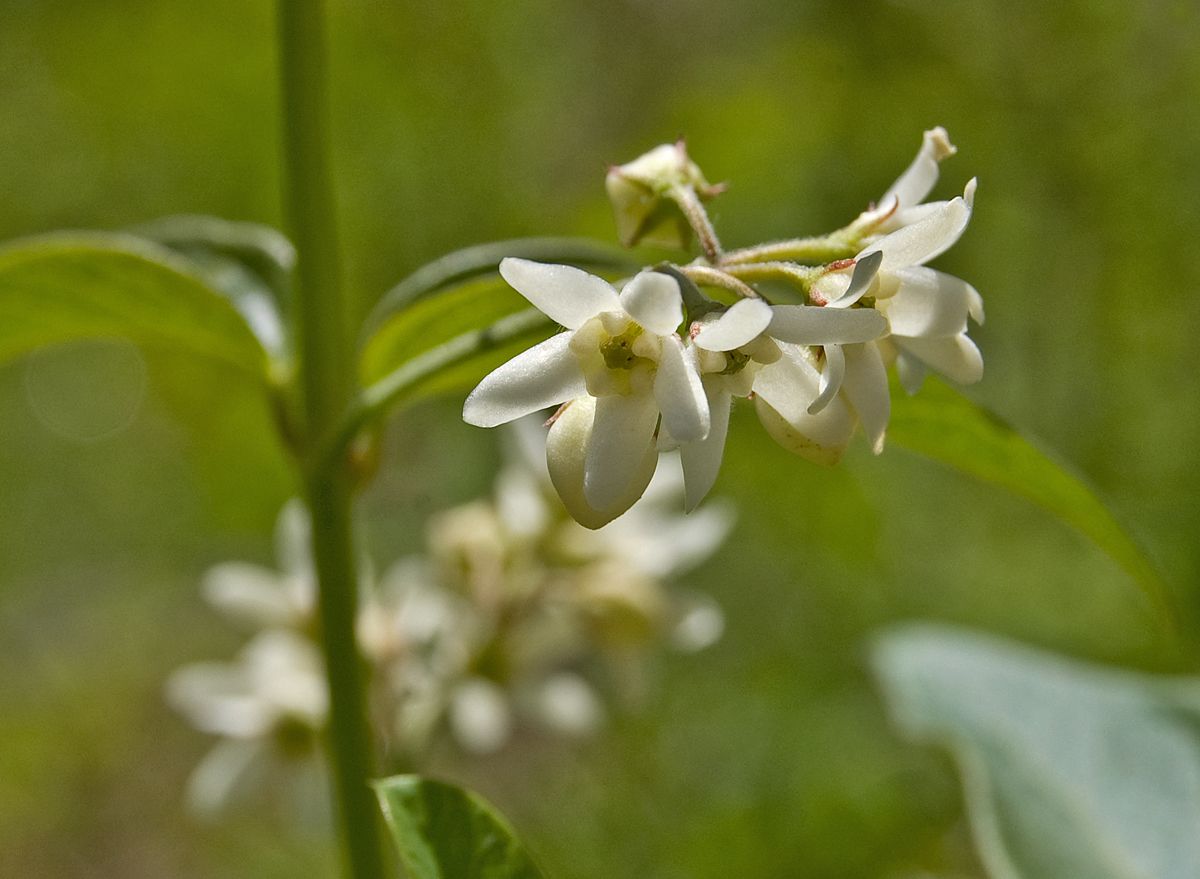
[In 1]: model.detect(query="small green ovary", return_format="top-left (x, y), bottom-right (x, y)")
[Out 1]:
top-left (718, 349), bottom-right (752, 376)
top-left (602, 327), bottom-right (652, 371)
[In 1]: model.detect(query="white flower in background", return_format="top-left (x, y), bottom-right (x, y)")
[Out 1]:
top-left (201, 498), bottom-right (315, 631)
top-left (464, 258), bottom-right (709, 527)
top-left (165, 629), bottom-right (328, 815)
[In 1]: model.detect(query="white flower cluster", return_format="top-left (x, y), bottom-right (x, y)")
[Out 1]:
top-left (167, 431), bottom-right (729, 812)
top-left (464, 128), bottom-right (982, 526)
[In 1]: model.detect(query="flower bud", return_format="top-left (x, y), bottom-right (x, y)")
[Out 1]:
top-left (545, 396), bottom-right (659, 529)
top-left (606, 141), bottom-right (722, 249)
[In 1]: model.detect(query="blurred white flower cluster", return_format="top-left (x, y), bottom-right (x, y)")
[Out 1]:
top-left (167, 422), bottom-right (729, 814)
top-left (464, 129), bottom-right (982, 526)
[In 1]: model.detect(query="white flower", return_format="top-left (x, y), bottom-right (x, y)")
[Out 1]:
top-left (809, 180), bottom-right (984, 451)
top-left (856, 126), bottom-right (958, 236)
top-left (672, 295), bottom-right (887, 503)
top-left (165, 630), bottom-right (329, 814)
top-left (464, 258), bottom-right (709, 527)
top-left (200, 498), bottom-right (316, 630)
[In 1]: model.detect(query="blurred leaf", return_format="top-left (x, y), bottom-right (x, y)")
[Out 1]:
top-left (375, 775), bottom-right (547, 879)
top-left (0, 232), bottom-right (269, 382)
top-left (356, 238), bottom-right (636, 422)
top-left (129, 214), bottom-right (295, 359)
top-left (873, 625), bottom-right (1200, 879)
top-left (886, 375), bottom-right (1170, 619)
top-left (361, 237), bottom-right (634, 341)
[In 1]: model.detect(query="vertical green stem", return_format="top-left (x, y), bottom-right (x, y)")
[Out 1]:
top-left (276, 3), bottom-right (386, 879)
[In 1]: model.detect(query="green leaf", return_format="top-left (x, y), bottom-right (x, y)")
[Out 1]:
top-left (886, 375), bottom-right (1170, 620)
top-left (873, 624), bottom-right (1200, 879)
top-left (375, 775), bottom-right (547, 879)
top-left (0, 233), bottom-right (270, 381)
top-left (129, 214), bottom-right (295, 359)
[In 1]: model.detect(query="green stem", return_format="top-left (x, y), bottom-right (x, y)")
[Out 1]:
top-left (719, 230), bottom-right (861, 267)
top-left (277, 3), bottom-right (386, 879)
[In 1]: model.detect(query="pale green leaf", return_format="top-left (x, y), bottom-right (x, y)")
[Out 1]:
top-left (0, 232), bottom-right (269, 382)
top-left (886, 375), bottom-right (1170, 619)
top-left (873, 625), bottom-right (1200, 879)
top-left (375, 775), bottom-right (546, 879)
top-left (129, 214), bottom-right (295, 358)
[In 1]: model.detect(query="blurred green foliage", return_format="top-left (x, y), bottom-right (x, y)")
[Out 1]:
top-left (2, 0), bottom-right (1199, 877)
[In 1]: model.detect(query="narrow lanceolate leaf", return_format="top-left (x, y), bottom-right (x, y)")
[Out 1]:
top-left (873, 624), bottom-right (1200, 879)
top-left (375, 775), bottom-right (546, 879)
top-left (885, 375), bottom-right (1170, 620)
top-left (0, 232), bottom-right (269, 380)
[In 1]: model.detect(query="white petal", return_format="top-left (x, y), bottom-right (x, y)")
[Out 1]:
top-left (585, 393), bottom-right (662, 510)
top-left (619, 271), bottom-right (684, 335)
top-left (463, 333), bottom-right (586, 427)
top-left (654, 335), bottom-right (709, 443)
top-left (750, 345), bottom-right (821, 423)
top-left (830, 249), bottom-right (883, 307)
top-left (769, 304), bottom-right (887, 345)
top-left (499, 258), bottom-right (620, 329)
top-left (878, 127), bottom-right (956, 212)
top-left (896, 333), bottom-right (983, 385)
top-left (807, 344), bottom-right (845, 415)
top-left (754, 395), bottom-right (855, 464)
top-left (860, 196), bottom-right (971, 271)
top-left (679, 385), bottom-right (731, 512)
top-left (841, 342), bottom-right (890, 453)
top-left (882, 267), bottom-right (977, 338)
top-left (693, 299), bottom-right (773, 351)
top-left (547, 397), bottom-right (658, 529)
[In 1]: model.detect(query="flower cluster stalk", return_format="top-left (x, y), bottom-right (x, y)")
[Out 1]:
top-left (276, 2), bottom-right (386, 879)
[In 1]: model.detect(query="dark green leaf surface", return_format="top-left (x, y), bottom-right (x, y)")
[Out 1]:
top-left (0, 232), bottom-right (269, 381)
top-left (375, 775), bottom-right (546, 879)
top-left (886, 375), bottom-right (1169, 618)
top-left (873, 625), bottom-right (1200, 879)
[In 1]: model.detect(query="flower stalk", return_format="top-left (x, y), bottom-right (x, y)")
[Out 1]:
top-left (277, 2), bottom-right (386, 879)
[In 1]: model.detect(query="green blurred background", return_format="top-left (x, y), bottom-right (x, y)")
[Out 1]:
top-left (2, 0), bottom-right (1199, 876)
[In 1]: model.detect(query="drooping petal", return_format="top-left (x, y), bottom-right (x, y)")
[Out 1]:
top-left (692, 298), bottom-right (773, 351)
top-left (750, 344), bottom-right (821, 423)
top-left (546, 397), bottom-right (659, 529)
top-left (654, 335), bottom-right (709, 443)
top-left (860, 196), bottom-right (971, 271)
top-left (830, 250), bottom-right (883, 308)
top-left (584, 392), bottom-right (662, 510)
top-left (499, 258), bottom-right (621, 329)
top-left (841, 342), bottom-right (890, 453)
top-left (878, 127), bottom-right (956, 213)
top-left (463, 332), bottom-right (586, 427)
top-left (619, 270), bottom-right (684, 335)
top-left (807, 344), bottom-right (845, 415)
top-left (895, 333), bottom-right (983, 385)
top-left (679, 385), bottom-right (731, 512)
top-left (881, 267), bottom-right (977, 338)
top-left (753, 373), bottom-right (855, 466)
top-left (768, 303), bottom-right (887, 345)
